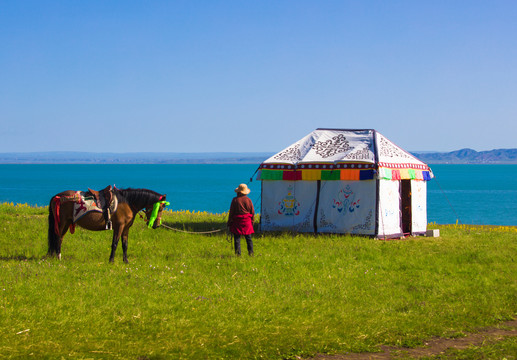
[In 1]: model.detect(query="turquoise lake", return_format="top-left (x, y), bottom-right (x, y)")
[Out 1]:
top-left (0, 164), bottom-right (515, 226)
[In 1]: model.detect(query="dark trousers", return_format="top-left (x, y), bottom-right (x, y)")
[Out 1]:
top-left (234, 234), bottom-right (253, 256)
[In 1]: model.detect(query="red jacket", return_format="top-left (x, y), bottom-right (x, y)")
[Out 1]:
top-left (228, 194), bottom-right (255, 235)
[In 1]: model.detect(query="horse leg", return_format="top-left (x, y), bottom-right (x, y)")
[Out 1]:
top-left (120, 218), bottom-right (135, 263)
top-left (48, 199), bottom-right (63, 258)
top-left (121, 234), bottom-right (129, 263)
top-left (109, 225), bottom-right (124, 263)
top-left (48, 201), bottom-right (71, 260)
top-left (48, 204), bottom-right (59, 257)
top-left (121, 225), bottom-right (133, 263)
top-left (56, 220), bottom-right (72, 260)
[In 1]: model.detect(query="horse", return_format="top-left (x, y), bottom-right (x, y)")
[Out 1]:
top-left (47, 187), bottom-right (168, 263)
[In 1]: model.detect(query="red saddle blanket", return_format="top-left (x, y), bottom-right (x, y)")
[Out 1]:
top-left (52, 191), bottom-right (118, 234)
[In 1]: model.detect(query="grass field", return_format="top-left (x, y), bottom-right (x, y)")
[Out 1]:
top-left (0, 203), bottom-right (516, 359)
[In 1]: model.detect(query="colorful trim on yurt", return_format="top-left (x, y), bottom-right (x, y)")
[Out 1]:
top-left (258, 163), bottom-right (432, 181)
top-left (377, 167), bottom-right (432, 181)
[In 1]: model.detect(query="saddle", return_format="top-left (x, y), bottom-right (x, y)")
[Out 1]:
top-left (87, 185), bottom-right (114, 230)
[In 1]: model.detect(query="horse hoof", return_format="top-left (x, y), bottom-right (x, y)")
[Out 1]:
top-left (58, 253), bottom-right (61, 260)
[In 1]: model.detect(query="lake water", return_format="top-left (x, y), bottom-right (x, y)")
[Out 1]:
top-left (0, 164), bottom-right (515, 226)
top-left (427, 164), bottom-right (517, 226)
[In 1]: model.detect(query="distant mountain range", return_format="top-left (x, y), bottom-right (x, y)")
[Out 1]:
top-left (0, 148), bottom-right (516, 164)
top-left (0, 152), bottom-right (274, 164)
top-left (411, 148), bottom-right (517, 164)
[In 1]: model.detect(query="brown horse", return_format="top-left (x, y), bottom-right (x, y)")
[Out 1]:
top-left (48, 187), bottom-right (168, 263)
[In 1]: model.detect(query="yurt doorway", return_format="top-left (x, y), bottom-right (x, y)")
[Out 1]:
top-left (401, 180), bottom-right (412, 235)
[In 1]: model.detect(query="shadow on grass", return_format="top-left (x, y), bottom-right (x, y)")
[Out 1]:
top-left (160, 221), bottom-right (228, 236)
top-left (0, 255), bottom-right (42, 261)
top-left (160, 221), bottom-right (319, 240)
top-left (161, 221), bottom-right (324, 241)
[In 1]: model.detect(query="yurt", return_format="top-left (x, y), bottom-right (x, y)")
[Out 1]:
top-left (257, 128), bottom-right (433, 238)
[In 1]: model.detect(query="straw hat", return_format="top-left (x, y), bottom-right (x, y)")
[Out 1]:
top-left (235, 183), bottom-right (251, 195)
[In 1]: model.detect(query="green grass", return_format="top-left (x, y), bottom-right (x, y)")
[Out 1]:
top-left (0, 203), bottom-right (516, 359)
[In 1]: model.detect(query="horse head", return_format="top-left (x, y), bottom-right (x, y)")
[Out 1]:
top-left (144, 195), bottom-right (169, 229)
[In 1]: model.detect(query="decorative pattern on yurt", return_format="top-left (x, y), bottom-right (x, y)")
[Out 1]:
top-left (258, 129), bottom-right (433, 238)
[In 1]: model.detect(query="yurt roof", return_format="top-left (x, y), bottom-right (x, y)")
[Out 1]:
top-left (261, 128), bottom-right (429, 169)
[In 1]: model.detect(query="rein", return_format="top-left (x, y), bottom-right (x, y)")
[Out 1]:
top-left (161, 223), bottom-right (233, 252)
top-left (137, 197), bottom-right (228, 235)
top-left (160, 223), bottom-right (226, 234)
top-left (138, 209), bottom-right (225, 234)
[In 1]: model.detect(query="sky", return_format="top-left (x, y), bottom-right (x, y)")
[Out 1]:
top-left (1, 1), bottom-right (516, 153)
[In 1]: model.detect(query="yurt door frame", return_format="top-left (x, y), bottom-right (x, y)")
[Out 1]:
top-left (400, 180), bottom-right (412, 235)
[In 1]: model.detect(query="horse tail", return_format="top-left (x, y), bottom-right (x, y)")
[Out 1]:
top-left (47, 197), bottom-right (60, 256)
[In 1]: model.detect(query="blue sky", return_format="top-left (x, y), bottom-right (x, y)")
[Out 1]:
top-left (1, 1), bottom-right (516, 153)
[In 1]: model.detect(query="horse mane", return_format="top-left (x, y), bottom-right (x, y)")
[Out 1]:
top-left (115, 188), bottom-right (163, 209)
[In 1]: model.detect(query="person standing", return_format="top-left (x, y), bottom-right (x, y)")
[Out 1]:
top-left (227, 183), bottom-right (255, 256)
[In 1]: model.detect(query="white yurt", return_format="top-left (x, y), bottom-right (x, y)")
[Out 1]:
top-left (257, 128), bottom-right (433, 238)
